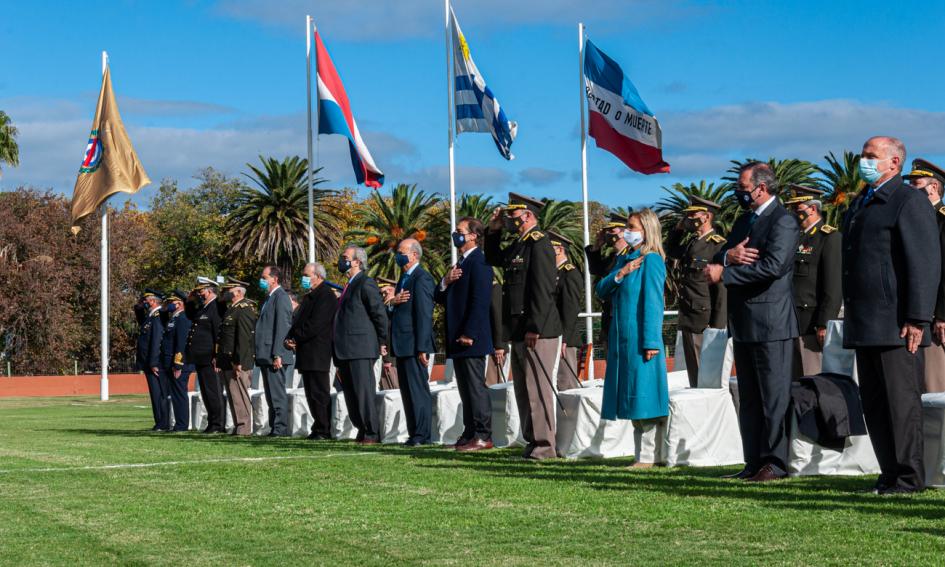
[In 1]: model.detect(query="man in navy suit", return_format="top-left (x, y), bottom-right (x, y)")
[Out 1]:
top-left (334, 245), bottom-right (389, 444)
top-left (436, 217), bottom-right (495, 451)
top-left (389, 238), bottom-right (437, 445)
top-left (706, 161), bottom-right (800, 482)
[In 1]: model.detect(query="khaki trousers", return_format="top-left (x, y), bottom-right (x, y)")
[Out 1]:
top-left (223, 368), bottom-right (252, 435)
top-left (556, 346), bottom-right (581, 391)
top-left (680, 330), bottom-right (704, 388)
top-left (923, 343), bottom-right (945, 393)
top-left (511, 338), bottom-right (558, 460)
top-left (793, 334), bottom-right (823, 378)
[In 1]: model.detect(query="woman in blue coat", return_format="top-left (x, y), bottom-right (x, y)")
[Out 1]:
top-left (596, 208), bottom-right (669, 467)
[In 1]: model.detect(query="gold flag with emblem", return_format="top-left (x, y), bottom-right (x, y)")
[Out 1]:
top-left (70, 66), bottom-right (150, 232)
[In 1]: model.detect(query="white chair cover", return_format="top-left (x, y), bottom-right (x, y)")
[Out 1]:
top-left (377, 389), bottom-right (408, 444)
top-left (696, 328), bottom-right (734, 389)
top-left (673, 330), bottom-right (686, 372)
top-left (288, 390), bottom-right (313, 437)
top-left (923, 392), bottom-right (945, 488)
top-left (489, 382), bottom-right (525, 447)
top-left (821, 319), bottom-right (855, 376)
top-left (330, 390), bottom-right (358, 440)
top-left (189, 390), bottom-right (234, 432)
top-left (667, 370), bottom-right (690, 392)
top-left (664, 387), bottom-right (744, 467)
top-left (555, 386), bottom-right (635, 459)
top-left (789, 412), bottom-right (880, 476)
top-left (250, 389), bottom-right (270, 435)
top-left (431, 382), bottom-right (463, 445)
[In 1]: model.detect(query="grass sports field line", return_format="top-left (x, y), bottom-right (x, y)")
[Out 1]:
top-left (1, 395), bottom-right (945, 566)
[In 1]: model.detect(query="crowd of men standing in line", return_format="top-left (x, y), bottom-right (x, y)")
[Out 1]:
top-left (136, 135), bottom-right (945, 494)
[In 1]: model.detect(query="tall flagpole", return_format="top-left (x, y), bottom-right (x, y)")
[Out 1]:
top-left (305, 15), bottom-right (316, 264)
top-left (578, 24), bottom-right (595, 380)
top-left (445, 0), bottom-right (457, 265)
top-left (100, 50), bottom-right (110, 401)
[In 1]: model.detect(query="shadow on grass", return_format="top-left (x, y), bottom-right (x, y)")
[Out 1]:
top-left (51, 425), bottom-right (945, 522)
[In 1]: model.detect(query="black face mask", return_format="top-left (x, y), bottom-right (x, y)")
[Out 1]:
top-left (683, 217), bottom-right (704, 232)
top-left (795, 210), bottom-right (808, 223)
top-left (604, 232), bottom-right (620, 246)
top-left (503, 215), bottom-right (523, 232)
top-left (222, 291), bottom-right (234, 302)
top-left (735, 190), bottom-right (754, 210)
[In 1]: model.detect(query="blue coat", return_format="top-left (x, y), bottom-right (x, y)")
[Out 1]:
top-left (596, 250), bottom-right (669, 421)
top-left (136, 309), bottom-right (164, 371)
top-left (391, 265), bottom-right (437, 357)
top-left (434, 248), bottom-right (495, 358)
top-left (161, 311), bottom-right (194, 371)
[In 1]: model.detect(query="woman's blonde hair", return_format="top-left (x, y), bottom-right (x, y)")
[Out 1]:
top-left (631, 208), bottom-right (665, 259)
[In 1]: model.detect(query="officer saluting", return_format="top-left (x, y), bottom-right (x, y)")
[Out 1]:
top-left (186, 277), bottom-right (226, 433)
top-left (784, 184), bottom-right (842, 377)
top-left (548, 231), bottom-right (584, 391)
top-left (485, 192), bottom-right (562, 460)
top-left (585, 212), bottom-right (631, 354)
top-left (665, 196), bottom-right (727, 387)
top-left (904, 159), bottom-right (945, 392)
top-left (217, 278), bottom-right (258, 436)
top-left (137, 289), bottom-right (168, 431)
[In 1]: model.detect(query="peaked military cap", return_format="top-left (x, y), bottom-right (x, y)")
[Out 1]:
top-left (220, 277), bottom-right (250, 290)
top-left (506, 192), bottom-right (545, 215)
top-left (141, 288), bottom-right (164, 301)
top-left (546, 231), bottom-right (573, 247)
top-left (682, 195), bottom-right (722, 213)
top-left (605, 211), bottom-right (627, 229)
top-left (784, 184), bottom-right (826, 205)
top-left (904, 158), bottom-right (945, 186)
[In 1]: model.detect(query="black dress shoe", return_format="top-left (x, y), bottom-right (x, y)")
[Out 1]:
top-left (307, 432), bottom-right (331, 440)
top-left (745, 464), bottom-right (788, 483)
top-left (878, 485), bottom-right (924, 496)
top-left (721, 467), bottom-right (756, 480)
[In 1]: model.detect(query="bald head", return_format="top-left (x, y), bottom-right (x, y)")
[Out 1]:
top-left (862, 136), bottom-right (906, 186)
top-left (397, 238), bottom-right (422, 270)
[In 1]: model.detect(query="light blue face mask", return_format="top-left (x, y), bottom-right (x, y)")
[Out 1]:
top-left (301, 276), bottom-right (312, 290)
top-left (623, 230), bottom-right (644, 248)
top-left (858, 157), bottom-right (885, 184)
top-left (259, 278), bottom-right (269, 292)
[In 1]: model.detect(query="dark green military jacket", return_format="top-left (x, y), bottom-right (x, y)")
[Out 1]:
top-left (217, 298), bottom-right (258, 369)
top-left (793, 219), bottom-right (842, 335)
top-left (665, 228), bottom-right (727, 333)
top-left (485, 225), bottom-right (562, 342)
top-left (555, 261), bottom-right (584, 347)
top-left (934, 204), bottom-right (945, 321)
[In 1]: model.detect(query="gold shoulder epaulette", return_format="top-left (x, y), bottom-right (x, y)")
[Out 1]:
top-left (524, 230), bottom-right (545, 242)
top-left (559, 263), bottom-right (575, 271)
top-left (821, 224), bottom-right (837, 234)
top-left (937, 206), bottom-right (945, 217)
top-left (708, 234), bottom-right (726, 244)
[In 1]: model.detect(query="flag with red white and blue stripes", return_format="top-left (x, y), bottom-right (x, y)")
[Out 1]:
top-left (316, 31), bottom-right (384, 188)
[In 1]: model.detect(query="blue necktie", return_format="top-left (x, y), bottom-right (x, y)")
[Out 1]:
top-left (862, 186), bottom-right (876, 207)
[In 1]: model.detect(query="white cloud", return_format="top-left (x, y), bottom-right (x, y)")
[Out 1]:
top-left (518, 167), bottom-right (565, 186)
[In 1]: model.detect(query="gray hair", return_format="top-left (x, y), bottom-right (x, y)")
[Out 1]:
top-left (408, 240), bottom-right (423, 259)
top-left (345, 245), bottom-right (369, 271)
top-left (232, 286), bottom-right (246, 295)
top-left (740, 161), bottom-right (778, 194)
top-left (305, 262), bottom-right (327, 280)
top-left (808, 200), bottom-right (822, 212)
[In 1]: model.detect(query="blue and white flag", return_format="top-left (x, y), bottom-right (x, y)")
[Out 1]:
top-left (451, 7), bottom-right (517, 160)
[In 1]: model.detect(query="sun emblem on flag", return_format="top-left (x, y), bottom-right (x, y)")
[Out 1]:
top-left (458, 32), bottom-right (471, 62)
top-left (79, 129), bottom-right (103, 173)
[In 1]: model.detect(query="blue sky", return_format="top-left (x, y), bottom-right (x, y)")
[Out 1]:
top-left (2, 0), bottom-right (944, 209)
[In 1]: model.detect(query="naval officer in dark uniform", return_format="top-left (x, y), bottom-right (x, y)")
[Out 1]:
top-left (485, 192), bottom-right (562, 460)
top-left (137, 289), bottom-right (168, 431)
top-left (783, 185), bottom-right (842, 377)
top-left (585, 212), bottom-right (630, 355)
top-left (905, 159), bottom-right (945, 393)
top-left (161, 289), bottom-right (194, 432)
top-left (186, 278), bottom-right (225, 433)
top-left (549, 231), bottom-right (584, 390)
top-left (665, 196), bottom-right (728, 387)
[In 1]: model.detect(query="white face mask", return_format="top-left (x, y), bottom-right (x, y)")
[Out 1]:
top-left (623, 230), bottom-right (644, 248)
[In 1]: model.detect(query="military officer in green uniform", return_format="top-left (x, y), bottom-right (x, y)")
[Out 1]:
top-left (585, 212), bottom-right (630, 355)
top-left (548, 231), bottom-right (584, 391)
top-left (905, 159), bottom-right (945, 392)
top-left (665, 196), bottom-right (728, 387)
top-left (217, 277), bottom-right (258, 435)
top-left (486, 192), bottom-right (562, 460)
top-left (784, 185), bottom-right (842, 377)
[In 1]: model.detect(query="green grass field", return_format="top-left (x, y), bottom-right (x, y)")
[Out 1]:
top-left (1, 396), bottom-right (944, 566)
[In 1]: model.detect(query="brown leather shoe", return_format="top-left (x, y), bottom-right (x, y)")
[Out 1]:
top-left (457, 439), bottom-right (494, 452)
top-left (453, 437), bottom-right (472, 448)
top-left (744, 464), bottom-right (787, 483)
top-left (357, 438), bottom-right (379, 446)
top-left (721, 467), bottom-right (756, 480)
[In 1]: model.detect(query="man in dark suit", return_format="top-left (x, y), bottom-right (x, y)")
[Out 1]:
top-left (486, 193), bottom-right (563, 460)
top-left (706, 162), bottom-right (800, 482)
top-left (286, 262), bottom-right (339, 440)
top-left (843, 136), bottom-right (940, 495)
top-left (334, 245), bottom-right (389, 444)
top-left (186, 278), bottom-right (224, 433)
top-left (783, 185), bottom-right (842, 377)
top-left (904, 159), bottom-right (945, 394)
top-left (161, 289), bottom-right (194, 432)
top-left (436, 217), bottom-right (496, 450)
top-left (389, 238), bottom-right (436, 446)
top-left (137, 289), bottom-right (167, 431)
top-left (549, 231), bottom-right (584, 391)
top-left (254, 265), bottom-right (295, 437)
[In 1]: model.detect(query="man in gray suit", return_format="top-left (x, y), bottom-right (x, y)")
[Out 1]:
top-left (706, 161), bottom-right (800, 482)
top-left (255, 264), bottom-right (295, 437)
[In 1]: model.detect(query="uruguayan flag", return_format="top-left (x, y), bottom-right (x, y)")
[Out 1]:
top-left (451, 7), bottom-right (517, 160)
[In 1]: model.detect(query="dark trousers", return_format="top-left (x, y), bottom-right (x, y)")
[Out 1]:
top-left (144, 367), bottom-right (169, 429)
top-left (396, 356), bottom-right (432, 444)
top-left (196, 364), bottom-right (225, 430)
top-left (856, 346), bottom-right (925, 491)
top-left (733, 339), bottom-right (793, 474)
top-left (302, 370), bottom-right (332, 437)
top-left (453, 356), bottom-right (491, 442)
top-left (261, 365), bottom-right (289, 436)
top-left (166, 366), bottom-right (191, 431)
top-left (337, 358), bottom-right (379, 441)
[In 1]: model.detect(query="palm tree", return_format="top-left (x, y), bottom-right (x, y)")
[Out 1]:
top-left (0, 111), bottom-right (20, 176)
top-left (724, 157), bottom-right (820, 193)
top-left (226, 156), bottom-right (338, 281)
top-left (655, 180), bottom-right (739, 235)
top-left (537, 199), bottom-right (585, 269)
top-left (346, 184), bottom-right (445, 281)
top-left (817, 151), bottom-right (864, 227)
top-left (456, 193), bottom-right (495, 222)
